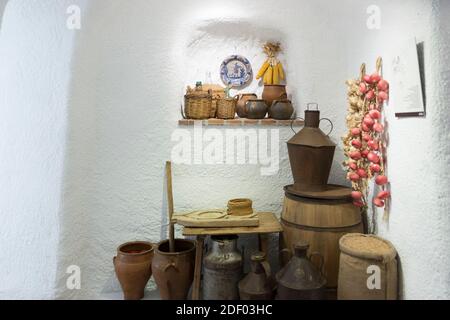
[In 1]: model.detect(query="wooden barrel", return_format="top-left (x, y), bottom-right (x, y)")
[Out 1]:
top-left (280, 193), bottom-right (363, 290)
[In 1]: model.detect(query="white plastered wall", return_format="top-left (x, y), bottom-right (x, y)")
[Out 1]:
top-left (342, 0), bottom-right (450, 299)
top-left (0, 0), bottom-right (449, 299)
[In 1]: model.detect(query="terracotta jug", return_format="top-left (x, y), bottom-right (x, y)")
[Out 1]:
top-left (245, 99), bottom-right (268, 119)
top-left (269, 99), bottom-right (294, 120)
top-left (235, 93), bottom-right (257, 118)
top-left (262, 85), bottom-right (287, 107)
top-left (287, 103), bottom-right (335, 192)
top-left (152, 239), bottom-right (196, 300)
top-left (276, 241), bottom-right (327, 300)
top-left (113, 241), bottom-right (154, 300)
top-left (238, 252), bottom-right (276, 300)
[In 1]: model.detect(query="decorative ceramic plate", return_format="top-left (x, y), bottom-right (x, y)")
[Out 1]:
top-left (220, 55), bottom-right (253, 88)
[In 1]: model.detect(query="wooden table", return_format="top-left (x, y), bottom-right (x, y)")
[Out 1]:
top-left (182, 212), bottom-right (282, 300)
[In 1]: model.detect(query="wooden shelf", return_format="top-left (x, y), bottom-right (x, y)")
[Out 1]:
top-left (182, 212), bottom-right (283, 236)
top-left (178, 118), bottom-right (304, 126)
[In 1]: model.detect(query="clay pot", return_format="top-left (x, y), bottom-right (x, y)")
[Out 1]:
top-left (262, 85), bottom-right (287, 107)
top-left (113, 241), bottom-right (154, 300)
top-left (235, 93), bottom-right (257, 118)
top-left (269, 99), bottom-right (294, 120)
top-left (245, 99), bottom-right (268, 119)
top-left (152, 239), bottom-right (196, 300)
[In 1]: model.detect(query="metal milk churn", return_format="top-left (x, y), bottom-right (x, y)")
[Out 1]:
top-left (287, 103), bottom-right (335, 192)
top-left (203, 235), bottom-right (243, 300)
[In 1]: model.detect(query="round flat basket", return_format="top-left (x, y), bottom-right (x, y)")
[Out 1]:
top-left (187, 210), bottom-right (227, 220)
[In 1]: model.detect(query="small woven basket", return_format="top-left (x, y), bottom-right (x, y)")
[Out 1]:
top-left (217, 97), bottom-right (237, 119)
top-left (184, 89), bottom-right (212, 120)
top-left (203, 84), bottom-right (225, 118)
top-left (227, 198), bottom-right (253, 216)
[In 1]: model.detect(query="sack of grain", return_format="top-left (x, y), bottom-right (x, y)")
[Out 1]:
top-left (338, 233), bottom-right (398, 300)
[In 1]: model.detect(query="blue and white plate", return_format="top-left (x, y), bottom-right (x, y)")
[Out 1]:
top-left (220, 55), bottom-right (253, 88)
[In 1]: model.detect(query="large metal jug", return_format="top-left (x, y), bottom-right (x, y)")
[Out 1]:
top-left (203, 235), bottom-right (243, 300)
top-left (287, 103), bottom-right (335, 192)
top-left (276, 241), bottom-right (327, 300)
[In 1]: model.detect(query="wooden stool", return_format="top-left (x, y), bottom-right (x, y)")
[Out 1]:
top-left (181, 212), bottom-right (283, 300)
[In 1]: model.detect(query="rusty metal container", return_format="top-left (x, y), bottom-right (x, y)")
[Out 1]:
top-left (276, 241), bottom-right (327, 300)
top-left (287, 103), bottom-right (335, 192)
top-left (238, 252), bottom-right (276, 300)
top-left (203, 235), bottom-right (243, 300)
top-left (280, 191), bottom-right (363, 291)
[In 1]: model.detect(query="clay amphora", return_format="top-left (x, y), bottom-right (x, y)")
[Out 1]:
top-left (238, 252), bottom-right (276, 300)
top-left (269, 99), bottom-right (294, 120)
top-left (245, 99), bottom-right (268, 119)
top-left (276, 241), bottom-right (327, 300)
top-left (287, 103), bottom-right (335, 192)
top-left (152, 239), bottom-right (196, 300)
top-left (262, 84), bottom-right (287, 107)
top-left (203, 235), bottom-right (243, 300)
top-left (235, 93), bottom-right (257, 118)
top-left (113, 241), bottom-right (154, 300)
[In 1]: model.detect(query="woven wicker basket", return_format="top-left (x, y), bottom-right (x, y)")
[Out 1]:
top-left (203, 84), bottom-right (225, 118)
top-left (184, 89), bottom-right (212, 120)
top-left (217, 97), bottom-right (237, 119)
top-left (227, 198), bottom-right (253, 216)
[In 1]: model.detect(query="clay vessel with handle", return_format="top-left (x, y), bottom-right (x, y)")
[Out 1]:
top-left (245, 99), bottom-right (268, 119)
top-left (269, 99), bottom-right (294, 120)
top-left (152, 239), bottom-right (196, 300)
top-left (235, 93), bottom-right (257, 118)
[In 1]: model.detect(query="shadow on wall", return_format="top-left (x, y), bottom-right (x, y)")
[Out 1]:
top-left (396, 254), bottom-right (405, 300)
top-left (183, 19), bottom-right (293, 99)
top-left (0, 0), bottom-right (9, 28)
top-left (53, 2), bottom-right (351, 299)
top-left (192, 19), bottom-right (286, 45)
top-left (174, 18), bottom-right (291, 272)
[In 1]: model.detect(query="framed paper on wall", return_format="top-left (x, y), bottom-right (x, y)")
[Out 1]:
top-left (392, 37), bottom-right (426, 117)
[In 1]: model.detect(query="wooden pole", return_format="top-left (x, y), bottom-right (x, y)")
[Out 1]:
top-left (192, 235), bottom-right (205, 300)
top-left (166, 161), bottom-right (175, 252)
